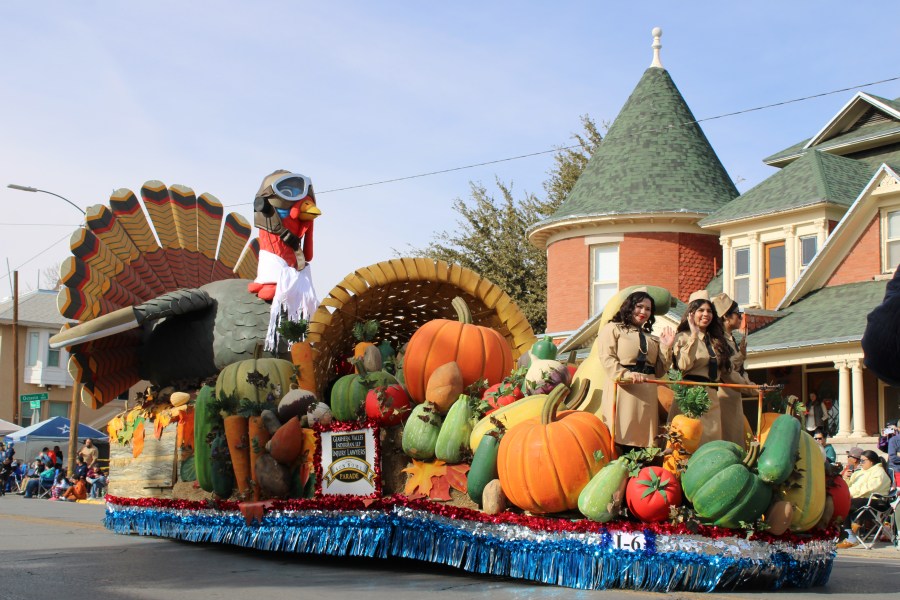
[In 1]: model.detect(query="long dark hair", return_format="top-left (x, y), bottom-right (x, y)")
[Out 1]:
top-left (676, 299), bottom-right (732, 373)
top-left (861, 450), bottom-right (889, 473)
top-left (610, 291), bottom-right (655, 334)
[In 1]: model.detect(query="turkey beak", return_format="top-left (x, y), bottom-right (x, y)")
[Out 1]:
top-left (298, 200), bottom-right (321, 221)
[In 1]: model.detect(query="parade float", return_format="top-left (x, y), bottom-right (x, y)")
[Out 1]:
top-left (49, 173), bottom-right (843, 593)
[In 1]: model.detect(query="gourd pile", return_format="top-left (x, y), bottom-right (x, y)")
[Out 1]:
top-left (181, 296), bottom-right (848, 536)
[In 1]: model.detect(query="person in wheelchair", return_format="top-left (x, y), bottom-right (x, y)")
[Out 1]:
top-left (838, 450), bottom-right (893, 547)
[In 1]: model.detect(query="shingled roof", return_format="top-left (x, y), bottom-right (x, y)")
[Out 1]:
top-left (0, 289), bottom-right (71, 327)
top-left (530, 66), bottom-right (738, 238)
top-left (747, 280), bottom-right (887, 352)
top-left (764, 94), bottom-right (900, 167)
top-left (700, 151), bottom-right (874, 226)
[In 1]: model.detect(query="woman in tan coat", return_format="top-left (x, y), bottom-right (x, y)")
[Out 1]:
top-left (712, 292), bottom-right (752, 447)
top-left (669, 290), bottom-right (733, 446)
top-left (598, 290), bottom-right (675, 450)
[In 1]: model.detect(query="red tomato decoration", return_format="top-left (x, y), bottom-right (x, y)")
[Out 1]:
top-left (827, 474), bottom-right (851, 523)
top-left (625, 466), bottom-right (682, 522)
top-left (365, 384), bottom-right (412, 427)
top-left (483, 382), bottom-right (524, 410)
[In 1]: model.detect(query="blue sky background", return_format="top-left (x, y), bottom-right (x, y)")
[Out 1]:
top-left (1, 2), bottom-right (898, 299)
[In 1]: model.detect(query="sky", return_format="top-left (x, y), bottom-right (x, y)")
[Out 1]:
top-left (1, 2), bottom-right (898, 302)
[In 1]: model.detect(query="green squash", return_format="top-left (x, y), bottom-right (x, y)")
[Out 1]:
top-left (435, 395), bottom-right (474, 463)
top-left (577, 458), bottom-right (630, 522)
top-left (210, 433), bottom-right (234, 498)
top-left (402, 401), bottom-right (443, 459)
top-left (757, 414), bottom-right (801, 486)
top-left (331, 370), bottom-right (398, 422)
top-left (192, 385), bottom-right (216, 493)
top-left (683, 441), bottom-right (772, 529)
top-left (468, 430), bottom-right (500, 505)
top-left (216, 357), bottom-right (295, 404)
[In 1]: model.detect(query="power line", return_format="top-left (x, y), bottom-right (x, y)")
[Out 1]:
top-left (0, 231), bottom-right (74, 284)
top-left (220, 74), bottom-right (899, 203)
top-left (6, 74), bottom-right (900, 275)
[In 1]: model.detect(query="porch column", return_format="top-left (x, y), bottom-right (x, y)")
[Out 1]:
top-left (722, 238), bottom-right (732, 298)
top-left (850, 358), bottom-right (867, 436)
top-left (783, 225), bottom-right (797, 289)
top-left (835, 360), bottom-right (852, 437)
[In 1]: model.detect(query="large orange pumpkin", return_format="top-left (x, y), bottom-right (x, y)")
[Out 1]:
top-left (497, 385), bottom-right (612, 514)
top-left (403, 297), bottom-right (513, 404)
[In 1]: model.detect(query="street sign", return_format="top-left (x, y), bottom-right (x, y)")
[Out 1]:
top-left (20, 392), bottom-right (49, 403)
top-left (30, 400), bottom-right (41, 409)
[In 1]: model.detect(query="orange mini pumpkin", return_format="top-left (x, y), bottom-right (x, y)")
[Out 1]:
top-left (403, 297), bottom-right (513, 404)
top-left (497, 385), bottom-right (612, 514)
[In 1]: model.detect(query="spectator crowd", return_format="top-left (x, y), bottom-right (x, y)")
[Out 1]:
top-left (0, 439), bottom-right (107, 501)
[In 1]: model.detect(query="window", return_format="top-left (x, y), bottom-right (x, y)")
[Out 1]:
top-left (49, 402), bottom-right (69, 419)
top-left (733, 247), bottom-right (750, 306)
top-left (886, 209), bottom-right (900, 271)
top-left (26, 332), bottom-right (40, 367)
top-left (590, 244), bottom-right (619, 316)
top-left (800, 235), bottom-right (817, 269)
top-left (47, 347), bottom-right (60, 368)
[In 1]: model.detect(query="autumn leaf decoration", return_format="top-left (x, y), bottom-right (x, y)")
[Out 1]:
top-left (402, 459), bottom-right (470, 501)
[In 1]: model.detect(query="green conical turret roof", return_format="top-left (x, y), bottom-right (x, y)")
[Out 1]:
top-left (531, 66), bottom-right (738, 240)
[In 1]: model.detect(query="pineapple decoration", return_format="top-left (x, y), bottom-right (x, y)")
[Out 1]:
top-left (352, 319), bottom-right (382, 372)
top-left (662, 369), bottom-right (711, 477)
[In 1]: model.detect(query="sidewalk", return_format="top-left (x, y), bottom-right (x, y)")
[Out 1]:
top-left (838, 539), bottom-right (900, 559)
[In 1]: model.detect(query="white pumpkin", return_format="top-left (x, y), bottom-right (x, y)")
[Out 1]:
top-left (306, 402), bottom-right (333, 426)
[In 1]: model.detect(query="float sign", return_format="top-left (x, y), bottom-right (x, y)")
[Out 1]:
top-left (319, 427), bottom-right (378, 496)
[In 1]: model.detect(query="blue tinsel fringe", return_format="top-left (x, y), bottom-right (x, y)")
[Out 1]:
top-left (104, 505), bottom-right (833, 592)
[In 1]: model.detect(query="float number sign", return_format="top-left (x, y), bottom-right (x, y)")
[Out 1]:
top-left (611, 532), bottom-right (647, 552)
top-left (319, 427), bottom-right (379, 496)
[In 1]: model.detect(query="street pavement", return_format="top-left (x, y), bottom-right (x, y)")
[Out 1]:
top-left (1, 494), bottom-right (899, 599)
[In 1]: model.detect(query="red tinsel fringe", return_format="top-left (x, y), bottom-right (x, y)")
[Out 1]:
top-left (104, 494), bottom-right (838, 545)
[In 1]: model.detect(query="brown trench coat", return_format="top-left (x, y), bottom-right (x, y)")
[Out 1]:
top-left (717, 334), bottom-right (752, 446)
top-left (668, 331), bottom-right (722, 446)
top-left (598, 322), bottom-right (671, 447)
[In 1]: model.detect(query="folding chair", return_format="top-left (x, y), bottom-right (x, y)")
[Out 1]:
top-left (850, 492), bottom-right (898, 549)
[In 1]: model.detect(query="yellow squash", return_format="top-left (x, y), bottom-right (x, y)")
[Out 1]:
top-left (470, 386), bottom-right (571, 453)
top-left (779, 430), bottom-right (826, 532)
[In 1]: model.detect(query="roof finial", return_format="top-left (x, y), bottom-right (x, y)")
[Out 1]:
top-left (650, 27), bottom-right (663, 68)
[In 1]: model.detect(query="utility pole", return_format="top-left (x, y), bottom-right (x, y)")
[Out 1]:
top-left (12, 271), bottom-right (18, 424)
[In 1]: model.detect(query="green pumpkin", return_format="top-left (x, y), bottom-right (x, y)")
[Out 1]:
top-left (468, 430), bottom-right (500, 505)
top-left (331, 370), bottom-right (398, 422)
top-left (577, 458), bottom-right (630, 522)
top-left (192, 385), bottom-right (216, 493)
top-left (402, 401), bottom-right (443, 459)
top-left (434, 395), bottom-right (474, 463)
top-left (757, 414), bottom-right (801, 486)
top-left (682, 441), bottom-right (772, 529)
top-left (215, 357), bottom-right (295, 405)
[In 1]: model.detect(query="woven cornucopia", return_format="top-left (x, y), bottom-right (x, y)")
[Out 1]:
top-left (307, 258), bottom-right (536, 398)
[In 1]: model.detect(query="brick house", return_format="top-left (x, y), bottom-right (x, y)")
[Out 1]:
top-left (528, 30), bottom-right (900, 448)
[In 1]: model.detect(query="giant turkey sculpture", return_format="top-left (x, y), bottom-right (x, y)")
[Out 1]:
top-left (50, 172), bottom-right (320, 407)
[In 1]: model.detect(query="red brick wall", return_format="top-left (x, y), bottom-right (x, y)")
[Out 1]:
top-left (678, 234), bottom-right (722, 302)
top-left (619, 233), bottom-right (681, 294)
top-left (828, 219), bottom-right (839, 234)
top-left (545, 231), bottom-right (721, 332)
top-left (545, 237), bottom-right (589, 333)
top-left (744, 312), bottom-right (778, 333)
top-left (826, 214), bottom-right (881, 286)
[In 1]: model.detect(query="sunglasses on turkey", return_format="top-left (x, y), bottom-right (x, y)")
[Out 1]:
top-left (271, 173), bottom-right (312, 202)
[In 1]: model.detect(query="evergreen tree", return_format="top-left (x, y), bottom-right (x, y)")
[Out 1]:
top-left (411, 115), bottom-right (603, 334)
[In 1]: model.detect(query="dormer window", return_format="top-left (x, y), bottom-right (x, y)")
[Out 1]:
top-left (884, 208), bottom-right (900, 272)
top-left (800, 235), bottom-right (818, 271)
